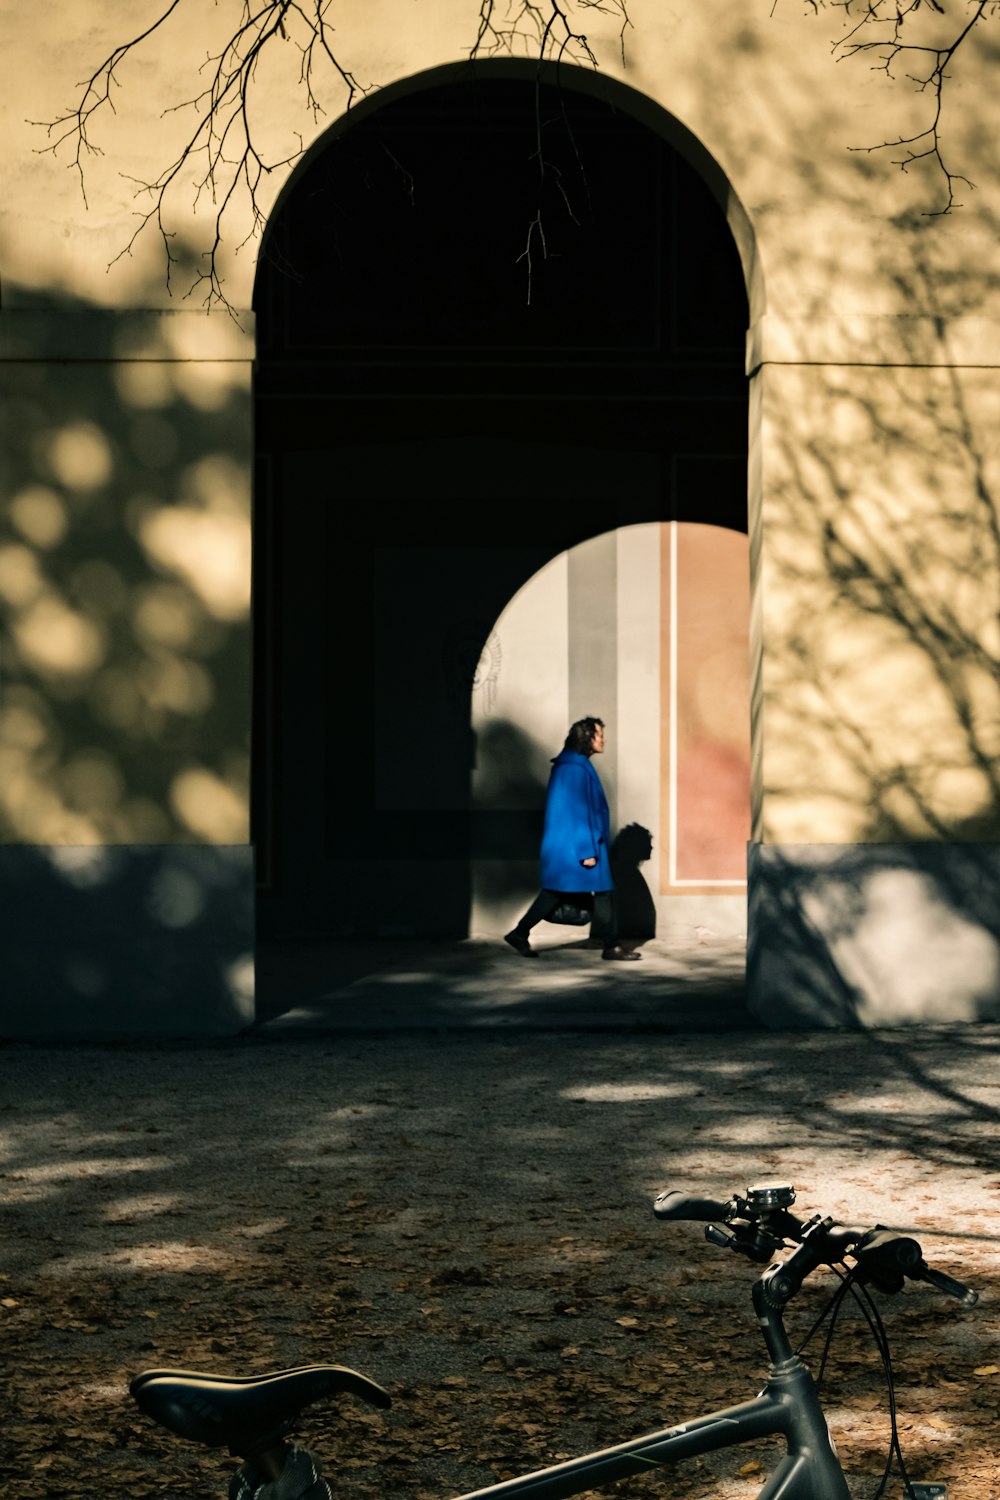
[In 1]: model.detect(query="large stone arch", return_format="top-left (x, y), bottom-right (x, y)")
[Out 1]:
top-left (250, 62), bottom-right (753, 997)
top-left (254, 60), bottom-right (763, 323)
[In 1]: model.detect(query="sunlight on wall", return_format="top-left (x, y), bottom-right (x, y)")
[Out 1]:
top-left (45, 845), bottom-right (116, 886)
top-left (758, 361), bottom-right (1000, 844)
top-left (48, 422), bottom-right (114, 491)
top-left (14, 595), bottom-right (106, 678)
top-left (0, 349), bottom-right (252, 846)
top-left (224, 952), bottom-right (256, 1020)
top-left (8, 486), bottom-right (69, 548)
top-left (169, 766), bottom-right (248, 842)
top-left (136, 454), bottom-right (251, 623)
top-left (0, 545), bottom-right (44, 608)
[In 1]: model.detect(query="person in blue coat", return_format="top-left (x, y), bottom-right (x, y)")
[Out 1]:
top-left (504, 716), bottom-right (640, 961)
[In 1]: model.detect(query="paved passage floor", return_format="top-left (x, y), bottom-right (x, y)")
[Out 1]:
top-left (255, 933), bottom-right (750, 1034)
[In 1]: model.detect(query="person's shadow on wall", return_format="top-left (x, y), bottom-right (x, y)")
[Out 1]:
top-left (610, 823), bottom-right (657, 945)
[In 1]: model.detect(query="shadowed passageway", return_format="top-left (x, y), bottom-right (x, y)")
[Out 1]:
top-left (254, 934), bottom-right (749, 1033)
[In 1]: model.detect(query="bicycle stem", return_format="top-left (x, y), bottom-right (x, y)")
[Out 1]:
top-left (749, 1222), bottom-right (848, 1367)
top-left (751, 1280), bottom-right (795, 1366)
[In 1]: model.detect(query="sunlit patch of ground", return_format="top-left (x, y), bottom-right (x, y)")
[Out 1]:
top-left (0, 1027), bottom-right (996, 1498)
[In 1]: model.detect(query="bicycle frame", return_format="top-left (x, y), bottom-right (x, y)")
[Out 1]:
top-left (224, 1290), bottom-right (852, 1500)
top-left (452, 1355), bottom-right (850, 1500)
top-left (436, 1268), bottom-right (852, 1500)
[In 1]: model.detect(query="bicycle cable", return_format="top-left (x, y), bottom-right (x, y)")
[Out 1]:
top-left (843, 1273), bottom-right (918, 1500)
top-left (793, 1267), bottom-right (854, 1392)
top-left (792, 1262), bottom-right (920, 1500)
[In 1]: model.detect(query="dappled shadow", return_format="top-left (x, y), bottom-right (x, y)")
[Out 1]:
top-left (255, 934), bottom-right (749, 1033)
top-left (0, 1026), bottom-right (997, 1495)
top-left (751, 227), bottom-right (1000, 1027)
top-left (0, 279), bottom-right (255, 1035)
top-left (0, 844), bottom-right (253, 1038)
top-left (0, 284), bottom-right (251, 848)
top-left (749, 844), bottom-right (1000, 1029)
top-left (851, 1028), bottom-right (1000, 1176)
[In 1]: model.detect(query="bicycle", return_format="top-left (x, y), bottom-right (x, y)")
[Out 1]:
top-left (130, 1183), bottom-right (979, 1500)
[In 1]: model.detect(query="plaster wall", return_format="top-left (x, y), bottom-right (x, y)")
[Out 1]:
top-left (0, 311), bottom-right (254, 1036)
top-left (5, 5), bottom-right (1000, 321)
top-left (747, 328), bottom-right (1000, 1026)
top-left (3, 2), bottom-right (1000, 1029)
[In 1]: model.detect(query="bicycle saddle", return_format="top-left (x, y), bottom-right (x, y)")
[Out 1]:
top-left (130, 1364), bottom-right (391, 1450)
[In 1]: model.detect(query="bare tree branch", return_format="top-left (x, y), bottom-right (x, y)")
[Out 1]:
top-left (30, 0), bottom-right (187, 209)
top-left (811, 0), bottom-right (999, 213)
top-left (34, 0), bottom-right (632, 315)
top-left (469, 2), bottom-right (629, 300)
top-left (34, 1), bottom-right (374, 314)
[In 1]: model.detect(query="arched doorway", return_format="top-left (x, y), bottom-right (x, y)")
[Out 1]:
top-left (471, 523), bottom-right (750, 944)
top-left (251, 68), bottom-right (749, 963)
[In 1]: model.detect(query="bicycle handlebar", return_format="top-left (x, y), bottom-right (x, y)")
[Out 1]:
top-left (915, 1261), bottom-right (979, 1307)
top-left (654, 1184), bottom-right (979, 1307)
top-left (653, 1191), bottom-right (735, 1223)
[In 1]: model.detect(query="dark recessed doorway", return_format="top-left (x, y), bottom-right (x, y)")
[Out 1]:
top-left (252, 69), bottom-right (748, 951)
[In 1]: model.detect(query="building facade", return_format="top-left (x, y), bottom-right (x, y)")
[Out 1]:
top-left (2, 2), bottom-right (1000, 1033)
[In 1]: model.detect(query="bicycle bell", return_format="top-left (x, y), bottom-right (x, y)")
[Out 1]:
top-left (746, 1184), bottom-right (796, 1211)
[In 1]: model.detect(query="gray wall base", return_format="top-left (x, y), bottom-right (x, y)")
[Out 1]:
top-left (747, 842), bottom-right (1000, 1029)
top-left (0, 845), bottom-right (254, 1039)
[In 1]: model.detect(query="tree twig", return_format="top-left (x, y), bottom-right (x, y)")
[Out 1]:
top-left (810, 0), bottom-right (997, 213)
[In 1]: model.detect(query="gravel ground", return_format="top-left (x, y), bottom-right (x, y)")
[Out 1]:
top-left (1, 1023), bottom-right (998, 1498)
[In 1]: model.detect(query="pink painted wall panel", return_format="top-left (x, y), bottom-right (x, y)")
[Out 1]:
top-left (661, 523), bottom-right (750, 893)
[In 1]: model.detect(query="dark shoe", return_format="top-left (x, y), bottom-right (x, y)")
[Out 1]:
top-left (504, 930), bottom-right (538, 958)
top-left (602, 946), bottom-right (641, 961)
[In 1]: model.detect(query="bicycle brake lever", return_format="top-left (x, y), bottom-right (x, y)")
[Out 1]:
top-left (705, 1222), bottom-right (782, 1264)
top-left (705, 1224), bottom-right (736, 1249)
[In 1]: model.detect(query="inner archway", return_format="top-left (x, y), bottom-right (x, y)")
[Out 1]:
top-left (471, 522), bottom-right (750, 945)
top-left (251, 67), bottom-right (749, 983)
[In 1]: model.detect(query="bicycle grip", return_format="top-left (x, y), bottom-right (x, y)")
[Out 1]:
top-left (654, 1190), bottom-right (732, 1223)
top-left (919, 1263), bottom-right (979, 1307)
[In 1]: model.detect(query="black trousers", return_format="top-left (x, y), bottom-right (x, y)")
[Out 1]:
top-left (513, 889), bottom-right (618, 946)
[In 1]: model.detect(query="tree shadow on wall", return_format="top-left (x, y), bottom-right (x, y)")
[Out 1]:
top-left (749, 843), bottom-right (1000, 1030)
top-left (756, 241), bottom-right (1000, 1027)
top-left (0, 275), bottom-right (254, 1035)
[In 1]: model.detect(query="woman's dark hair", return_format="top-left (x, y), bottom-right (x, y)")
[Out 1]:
top-left (563, 716), bottom-right (604, 755)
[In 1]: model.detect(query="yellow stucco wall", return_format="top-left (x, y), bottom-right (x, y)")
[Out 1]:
top-left (4, 3), bottom-right (999, 319)
top-left (3, 0), bottom-right (1000, 860)
top-left (0, 314), bottom-right (252, 845)
top-left (754, 353), bottom-right (1000, 846)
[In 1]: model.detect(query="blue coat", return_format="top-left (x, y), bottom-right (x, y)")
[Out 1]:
top-left (539, 751), bottom-right (614, 893)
